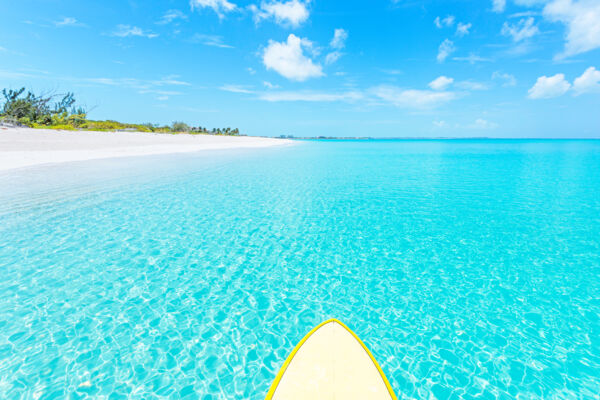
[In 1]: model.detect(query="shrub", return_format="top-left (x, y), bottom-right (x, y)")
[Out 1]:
top-left (141, 123), bottom-right (157, 132)
top-left (47, 124), bottom-right (76, 131)
top-left (129, 124), bottom-right (152, 133)
top-left (0, 115), bottom-right (19, 126)
top-left (51, 112), bottom-right (68, 126)
top-left (1, 87), bottom-right (243, 135)
top-left (1, 88), bottom-right (85, 127)
top-left (67, 113), bottom-right (87, 127)
top-left (17, 116), bottom-right (33, 127)
top-left (81, 120), bottom-right (123, 131)
top-left (171, 121), bottom-right (190, 132)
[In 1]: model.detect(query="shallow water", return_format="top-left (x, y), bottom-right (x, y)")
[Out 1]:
top-left (1, 140), bottom-right (600, 399)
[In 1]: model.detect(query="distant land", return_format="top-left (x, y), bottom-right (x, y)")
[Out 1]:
top-left (1, 87), bottom-right (243, 136)
top-left (280, 135), bottom-right (600, 140)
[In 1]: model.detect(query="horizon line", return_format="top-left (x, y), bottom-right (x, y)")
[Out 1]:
top-left (277, 136), bottom-right (600, 140)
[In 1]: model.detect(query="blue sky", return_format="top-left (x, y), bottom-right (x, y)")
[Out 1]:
top-left (1, 0), bottom-right (599, 137)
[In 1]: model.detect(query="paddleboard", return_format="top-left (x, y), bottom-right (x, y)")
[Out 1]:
top-left (265, 319), bottom-right (397, 400)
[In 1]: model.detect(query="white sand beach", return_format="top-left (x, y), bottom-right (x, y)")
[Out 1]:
top-left (0, 127), bottom-right (293, 172)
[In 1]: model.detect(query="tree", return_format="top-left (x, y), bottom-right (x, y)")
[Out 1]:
top-left (54, 93), bottom-right (76, 114)
top-left (1, 88), bottom-right (83, 126)
top-left (171, 121), bottom-right (190, 132)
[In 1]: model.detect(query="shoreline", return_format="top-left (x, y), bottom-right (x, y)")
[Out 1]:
top-left (0, 127), bottom-right (293, 172)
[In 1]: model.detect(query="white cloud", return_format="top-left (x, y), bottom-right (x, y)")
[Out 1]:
top-left (456, 81), bottom-right (489, 90)
top-left (528, 73), bottom-right (571, 99)
top-left (452, 54), bottom-right (492, 63)
top-left (444, 15), bottom-right (456, 26)
top-left (190, 0), bottom-right (237, 17)
top-left (220, 84), bottom-right (254, 94)
top-left (456, 22), bottom-right (472, 36)
top-left (434, 15), bottom-right (455, 29)
top-left (259, 90), bottom-right (362, 102)
top-left (330, 28), bottom-right (348, 49)
top-left (158, 10), bottom-right (188, 25)
top-left (429, 76), bottom-right (454, 90)
top-left (112, 25), bottom-right (158, 38)
top-left (501, 17), bottom-right (539, 41)
top-left (250, 0), bottom-right (310, 28)
top-left (492, 71), bottom-right (517, 86)
top-left (263, 81), bottom-right (280, 89)
top-left (82, 77), bottom-right (189, 101)
top-left (138, 89), bottom-right (183, 97)
top-left (262, 34), bottom-right (323, 81)
top-left (54, 17), bottom-right (81, 27)
top-left (493, 0), bottom-right (507, 13)
top-left (325, 29), bottom-right (348, 65)
top-left (468, 118), bottom-right (499, 130)
top-left (573, 66), bottom-right (600, 95)
top-left (156, 75), bottom-right (192, 86)
top-left (514, 0), bottom-right (546, 6)
top-left (435, 16), bottom-right (469, 36)
top-left (437, 39), bottom-right (456, 62)
top-left (256, 84), bottom-right (458, 108)
top-left (510, 11), bottom-right (541, 18)
top-left (325, 52), bottom-right (342, 65)
top-left (372, 86), bottom-right (457, 108)
top-left (191, 34), bottom-right (233, 48)
top-left (380, 69), bottom-right (403, 75)
top-left (0, 69), bottom-right (192, 99)
top-left (84, 76), bottom-right (190, 90)
top-left (543, 0), bottom-right (600, 59)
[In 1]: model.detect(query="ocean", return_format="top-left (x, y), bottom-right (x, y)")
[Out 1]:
top-left (1, 139), bottom-right (599, 399)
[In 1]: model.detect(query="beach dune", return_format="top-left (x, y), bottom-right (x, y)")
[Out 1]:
top-left (0, 127), bottom-right (292, 172)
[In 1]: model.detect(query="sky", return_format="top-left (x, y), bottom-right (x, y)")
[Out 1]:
top-left (1, 0), bottom-right (599, 138)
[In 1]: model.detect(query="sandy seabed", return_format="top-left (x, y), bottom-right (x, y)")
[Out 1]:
top-left (0, 128), bottom-right (293, 171)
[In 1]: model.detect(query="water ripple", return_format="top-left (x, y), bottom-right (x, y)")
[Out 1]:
top-left (1, 141), bottom-right (599, 399)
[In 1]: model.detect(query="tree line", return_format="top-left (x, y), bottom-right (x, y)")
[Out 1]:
top-left (0, 87), bottom-right (242, 136)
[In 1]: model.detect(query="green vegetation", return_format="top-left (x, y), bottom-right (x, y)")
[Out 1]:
top-left (170, 121), bottom-right (190, 132)
top-left (0, 87), bottom-right (242, 136)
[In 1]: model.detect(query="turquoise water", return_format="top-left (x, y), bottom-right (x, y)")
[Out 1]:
top-left (1, 140), bottom-right (600, 399)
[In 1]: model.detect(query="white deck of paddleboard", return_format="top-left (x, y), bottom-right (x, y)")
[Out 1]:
top-left (271, 321), bottom-right (393, 400)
